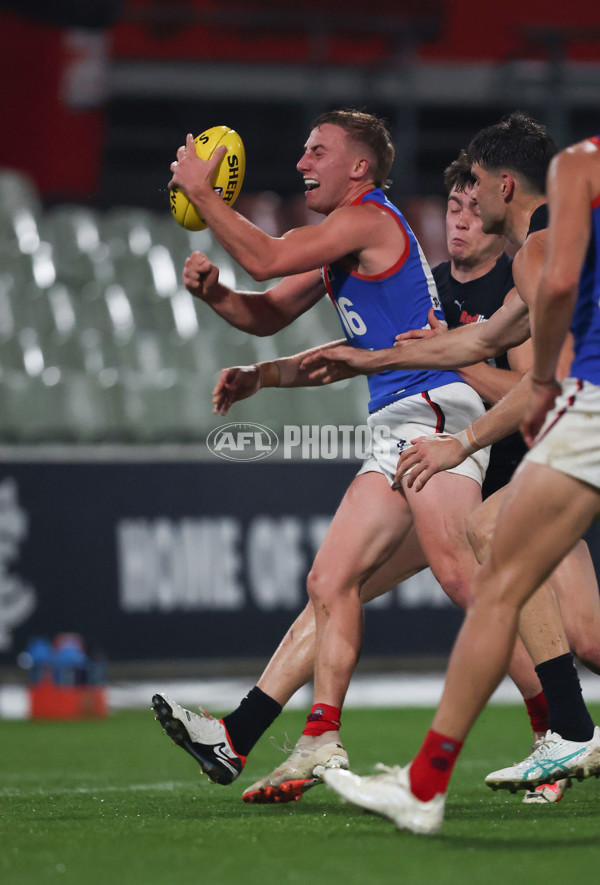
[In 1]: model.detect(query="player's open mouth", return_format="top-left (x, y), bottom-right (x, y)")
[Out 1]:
top-left (304, 179), bottom-right (319, 191)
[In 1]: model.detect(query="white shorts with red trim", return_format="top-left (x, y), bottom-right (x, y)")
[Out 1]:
top-left (525, 377), bottom-right (600, 490)
top-left (357, 381), bottom-right (490, 487)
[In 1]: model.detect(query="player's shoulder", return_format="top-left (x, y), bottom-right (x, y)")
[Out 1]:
top-left (552, 138), bottom-right (600, 176)
top-left (331, 195), bottom-right (407, 242)
top-left (329, 198), bottom-right (389, 223)
top-left (518, 227), bottom-right (547, 259)
top-left (512, 231), bottom-right (546, 293)
top-left (548, 139), bottom-right (600, 202)
top-left (564, 136), bottom-right (600, 157)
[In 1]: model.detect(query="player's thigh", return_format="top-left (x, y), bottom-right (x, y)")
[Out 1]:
top-left (466, 487), bottom-right (505, 560)
top-left (402, 470), bottom-right (482, 571)
top-left (553, 539), bottom-right (600, 635)
top-left (310, 470), bottom-right (414, 590)
top-left (360, 526), bottom-right (426, 604)
top-left (485, 462), bottom-right (600, 608)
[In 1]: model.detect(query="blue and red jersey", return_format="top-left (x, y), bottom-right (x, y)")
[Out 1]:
top-left (570, 136), bottom-right (600, 386)
top-left (321, 188), bottom-right (463, 412)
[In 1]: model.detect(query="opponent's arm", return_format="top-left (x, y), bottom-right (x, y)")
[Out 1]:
top-left (457, 361), bottom-right (523, 406)
top-left (301, 293), bottom-right (531, 381)
top-left (212, 339), bottom-right (349, 416)
top-left (456, 288), bottom-right (533, 405)
top-left (394, 372), bottom-right (533, 490)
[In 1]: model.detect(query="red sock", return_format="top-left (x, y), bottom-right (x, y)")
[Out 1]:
top-left (302, 703), bottom-right (342, 737)
top-left (525, 691), bottom-right (549, 735)
top-left (409, 729), bottom-right (463, 802)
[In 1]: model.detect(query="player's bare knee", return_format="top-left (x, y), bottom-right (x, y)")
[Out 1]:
top-left (306, 565), bottom-right (333, 608)
top-left (435, 567), bottom-right (473, 610)
top-left (570, 637), bottom-right (600, 675)
top-left (466, 513), bottom-right (493, 563)
top-left (307, 564), bottom-right (358, 611)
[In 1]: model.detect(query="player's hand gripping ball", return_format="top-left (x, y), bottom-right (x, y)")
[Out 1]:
top-left (170, 126), bottom-right (245, 231)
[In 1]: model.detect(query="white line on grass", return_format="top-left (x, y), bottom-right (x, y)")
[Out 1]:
top-left (0, 781), bottom-right (190, 798)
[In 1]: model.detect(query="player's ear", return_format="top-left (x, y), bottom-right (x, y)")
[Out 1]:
top-left (352, 156), bottom-right (370, 180)
top-left (501, 172), bottom-right (516, 202)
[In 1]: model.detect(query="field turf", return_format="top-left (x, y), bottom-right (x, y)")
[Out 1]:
top-left (2, 703), bottom-right (600, 885)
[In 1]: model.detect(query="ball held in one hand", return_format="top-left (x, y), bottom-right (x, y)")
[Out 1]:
top-left (170, 125), bottom-right (245, 231)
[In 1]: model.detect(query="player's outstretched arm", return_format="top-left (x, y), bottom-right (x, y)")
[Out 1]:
top-left (212, 339), bottom-right (349, 415)
top-left (302, 296), bottom-right (531, 380)
top-left (212, 365), bottom-right (264, 416)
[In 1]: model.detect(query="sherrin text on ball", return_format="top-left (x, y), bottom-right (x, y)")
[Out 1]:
top-left (170, 125), bottom-right (245, 231)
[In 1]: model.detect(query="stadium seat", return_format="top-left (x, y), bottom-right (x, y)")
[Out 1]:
top-left (0, 170), bottom-right (42, 254)
top-left (0, 273), bottom-right (17, 341)
top-left (0, 168), bottom-right (42, 214)
top-left (60, 371), bottom-right (130, 443)
top-left (0, 166), bottom-right (369, 443)
top-left (0, 372), bottom-right (68, 442)
top-left (0, 336), bottom-right (28, 376)
top-left (100, 206), bottom-right (156, 257)
top-left (39, 204), bottom-right (102, 257)
top-left (116, 371), bottom-right (191, 442)
top-left (0, 242), bottom-right (43, 291)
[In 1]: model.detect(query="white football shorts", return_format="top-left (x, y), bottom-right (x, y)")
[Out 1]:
top-left (525, 377), bottom-right (600, 490)
top-left (357, 381), bottom-right (490, 487)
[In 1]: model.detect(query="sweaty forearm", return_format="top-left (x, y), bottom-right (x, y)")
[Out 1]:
top-left (262, 339), bottom-right (347, 388)
top-left (393, 323), bottom-right (509, 371)
top-left (458, 362), bottom-right (523, 406)
top-left (185, 185), bottom-right (278, 281)
top-left (204, 286), bottom-right (288, 336)
top-left (469, 373), bottom-right (531, 448)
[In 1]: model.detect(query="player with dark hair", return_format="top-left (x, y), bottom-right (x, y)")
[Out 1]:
top-left (434, 150), bottom-right (529, 500)
top-left (208, 140), bottom-right (600, 806)
top-left (322, 125), bottom-right (600, 833)
top-left (406, 142), bottom-right (600, 804)
top-left (467, 111), bottom-right (556, 197)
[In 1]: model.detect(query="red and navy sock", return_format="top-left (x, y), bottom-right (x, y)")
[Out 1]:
top-left (302, 703), bottom-right (342, 737)
top-left (222, 686), bottom-right (282, 757)
top-left (525, 690), bottom-right (549, 736)
top-left (409, 729), bottom-right (463, 802)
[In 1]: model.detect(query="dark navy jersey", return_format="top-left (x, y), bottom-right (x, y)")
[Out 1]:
top-left (433, 253), bottom-right (514, 372)
top-left (433, 253), bottom-right (527, 498)
top-left (321, 188), bottom-right (464, 413)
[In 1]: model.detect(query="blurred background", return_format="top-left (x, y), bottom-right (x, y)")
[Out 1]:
top-left (1, 0), bottom-right (600, 708)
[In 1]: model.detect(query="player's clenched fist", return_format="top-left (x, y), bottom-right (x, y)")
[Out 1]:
top-left (183, 251), bottom-right (220, 302)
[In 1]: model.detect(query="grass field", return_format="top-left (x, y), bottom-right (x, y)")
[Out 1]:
top-left (2, 703), bottom-right (600, 885)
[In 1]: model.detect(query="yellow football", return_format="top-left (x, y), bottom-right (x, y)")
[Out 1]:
top-left (169, 125), bottom-right (245, 231)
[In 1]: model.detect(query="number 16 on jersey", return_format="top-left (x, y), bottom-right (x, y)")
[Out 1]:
top-left (335, 296), bottom-right (368, 338)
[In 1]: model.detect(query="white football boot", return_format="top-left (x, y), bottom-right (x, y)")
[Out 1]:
top-left (486, 727), bottom-right (600, 792)
top-left (152, 692), bottom-right (245, 785)
top-left (324, 764), bottom-right (445, 835)
top-left (242, 731), bottom-right (348, 804)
